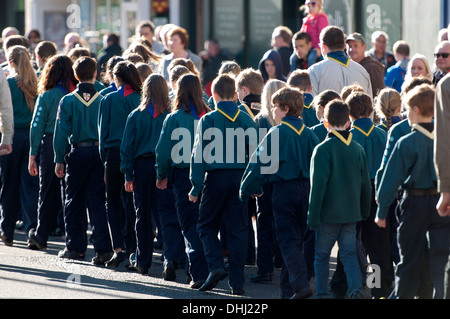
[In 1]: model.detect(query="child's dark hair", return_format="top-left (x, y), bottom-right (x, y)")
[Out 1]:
top-left (113, 61), bottom-right (142, 93)
top-left (313, 90), bottom-right (342, 111)
top-left (346, 92), bottom-right (373, 119)
top-left (324, 100), bottom-right (350, 127)
top-left (401, 76), bottom-right (433, 96)
top-left (404, 84), bottom-right (435, 118)
top-left (138, 73), bottom-right (170, 115)
top-left (35, 41), bottom-right (57, 66)
top-left (135, 62), bottom-right (152, 82)
top-left (38, 54), bottom-right (78, 95)
top-left (341, 84), bottom-right (364, 101)
top-left (68, 47), bottom-right (91, 63)
top-left (174, 74), bottom-right (210, 115)
top-left (218, 60), bottom-right (241, 78)
top-left (287, 69), bottom-right (312, 92)
top-left (271, 87), bottom-right (304, 118)
top-left (169, 65), bottom-right (190, 84)
top-left (73, 56), bottom-right (97, 82)
top-left (168, 58), bottom-right (200, 78)
top-left (102, 55), bottom-right (125, 84)
top-left (212, 74), bottom-right (236, 101)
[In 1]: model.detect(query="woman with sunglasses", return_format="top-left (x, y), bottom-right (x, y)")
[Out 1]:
top-left (300, 0), bottom-right (328, 56)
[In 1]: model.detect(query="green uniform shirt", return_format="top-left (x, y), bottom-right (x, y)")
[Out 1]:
top-left (311, 122), bottom-right (327, 143)
top-left (99, 82), bottom-right (117, 97)
top-left (155, 106), bottom-right (207, 180)
top-left (308, 131), bottom-right (372, 229)
top-left (240, 116), bottom-right (319, 202)
top-left (189, 100), bottom-right (258, 197)
top-left (30, 85), bottom-right (71, 156)
top-left (350, 117), bottom-right (387, 180)
top-left (7, 76), bottom-right (36, 128)
top-left (302, 93), bottom-right (320, 128)
top-left (120, 104), bottom-right (169, 182)
top-left (376, 123), bottom-right (436, 220)
top-left (98, 84), bottom-right (141, 163)
top-left (53, 83), bottom-right (102, 163)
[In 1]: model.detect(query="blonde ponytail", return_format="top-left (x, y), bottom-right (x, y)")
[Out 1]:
top-left (7, 45), bottom-right (38, 111)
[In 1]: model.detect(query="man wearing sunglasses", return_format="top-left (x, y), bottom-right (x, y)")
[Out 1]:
top-left (433, 41), bottom-right (450, 86)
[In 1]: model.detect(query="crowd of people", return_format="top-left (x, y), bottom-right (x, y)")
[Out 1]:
top-left (0, 0), bottom-right (449, 300)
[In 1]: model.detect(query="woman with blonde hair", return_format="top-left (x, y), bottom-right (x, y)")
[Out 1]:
top-left (0, 45), bottom-right (39, 246)
top-left (402, 54), bottom-right (433, 91)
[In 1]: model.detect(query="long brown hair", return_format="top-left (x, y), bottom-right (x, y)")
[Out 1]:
top-left (138, 73), bottom-right (170, 115)
top-left (113, 61), bottom-right (142, 93)
top-left (38, 54), bottom-right (78, 95)
top-left (7, 45), bottom-right (38, 110)
top-left (174, 74), bottom-right (209, 115)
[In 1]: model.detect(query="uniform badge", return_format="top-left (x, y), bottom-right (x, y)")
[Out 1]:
top-left (83, 93), bottom-right (91, 102)
top-left (251, 102), bottom-right (262, 111)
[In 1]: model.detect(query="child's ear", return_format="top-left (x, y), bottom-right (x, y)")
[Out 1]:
top-left (344, 120), bottom-right (351, 130)
top-left (323, 119), bottom-right (329, 129)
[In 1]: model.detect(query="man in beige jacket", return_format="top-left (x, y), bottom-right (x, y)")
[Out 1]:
top-left (434, 72), bottom-right (450, 299)
top-left (0, 69), bottom-right (13, 155)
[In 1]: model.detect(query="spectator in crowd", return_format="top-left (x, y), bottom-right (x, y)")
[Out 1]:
top-left (433, 41), bottom-right (450, 86)
top-left (368, 31), bottom-right (396, 74)
top-left (308, 26), bottom-right (372, 97)
top-left (135, 20), bottom-right (165, 55)
top-left (300, 0), bottom-right (328, 56)
top-left (290, 31), bottom-right (321, 73)
top-left (271, 26), bottom-right (293, 77)
top-left (97, 33), bottom-right (123, 81)
top-left (346, 32), bottom-right (385, 97)
top-left (402, 54), bottom-right (433, 92)
top-left (385, 40), bottom-right (410, 92)
top-left (259, 49), bottom-right (286, 83)
top-left (157, 26), bottom-right (203, 81)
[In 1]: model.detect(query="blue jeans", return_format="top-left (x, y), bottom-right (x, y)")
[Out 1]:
top-left (315, 223), bottom-right (362, 298)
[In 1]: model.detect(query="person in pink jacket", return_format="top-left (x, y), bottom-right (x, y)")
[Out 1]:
top-left (300, 0), bottom-right (329, 55)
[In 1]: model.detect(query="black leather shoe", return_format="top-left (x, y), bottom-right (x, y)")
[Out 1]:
top-left (231, 288), bottom-right (245, 295)
top-left (0, 233), bottom-right (13, 246)
top-left (92, 250), bottom-right (114, 265)
top-left (127, 263), bottom-right (148, 275)
top-left (190, 280), bottom-right (206, 289)
top-left (28, 229), bottom-right (47, 250)
top-left (163, 260), bottom-right (176, 281)
top-left (249, 272), bottom-right (273, 283)
top-left (290, 286), bottom-right (313, 299)
top-left (105, 251), bottom-right (126, 268)
top-left (58, 248), bottom-right (85, 260)
top-left (198, 268), bottom-right (228, 291)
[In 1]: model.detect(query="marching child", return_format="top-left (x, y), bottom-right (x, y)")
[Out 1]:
top-left (98, 61), bottom-right (142, 268)
top-left (155, 73), bottom-right (210, 287)
top-left (375, 88), bottom-right (403, 133)
top-left (287, 69), bottom-right (320, 127)
top-left (189, 74), bottom-right (257, 295)
top-left (240, 87), bottom-right (319, 299)
top-left (376, 84), bottom-right (450, 299)
top-left (311, 89), bottom-right (342, 142)
top-left (346, 92), bottom-right (391, 298)
top-left (28, 54), bottom-right (77, 250)
top-left (99, 56), bottom-right (125, 96)
top-left (120, 74), bottom-right (171, 275)
top-left (53, 57), bottom-right (112, 263)
top-left (235, 68), bottom-right (264, 120)
top-left (308, 99), bottom-right (372, 299)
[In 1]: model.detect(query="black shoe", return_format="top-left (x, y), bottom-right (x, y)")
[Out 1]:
top-left (290, 286), bottom-right (313, 299)
top-left (249, 272), bottom-right (273, 283)
top-left (105, 251), bottom-right (126, 268)
top-left (231, 288), bottom-right (245, 295)
top-left (28, 229), bottom-right (46, 250)
top-left (127, 263), bottom-right (148, 275)
top-left (198, 268), bottom-right (228, 292)
top-left (1, 233), bottom-right (13, 246)
top-left (190, 280), bottom-right (206, 289)
top-left (58, 248), bottom-right (85, 260)
top-left (92, 250), bottom-right (114, 265)
top-left (163, 260), bottom-right (176, 281)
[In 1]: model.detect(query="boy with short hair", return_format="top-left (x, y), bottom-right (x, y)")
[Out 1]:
top-left (346, 91), bottom-right (391, 298)
top-left (189, 74), bottom-right (258, 295)
top-left (240, 87), bottom-right (319, 299)
top-left (53, 56), bottom-right (112, 264)
top-left (288, 70), bottom-right (319, 127)
top-left (235, 68), bottom-right (264, 120)
top-left (376, 84), bottom-right (450, 299)
top-left (308, 99), bottom-right (372, 299)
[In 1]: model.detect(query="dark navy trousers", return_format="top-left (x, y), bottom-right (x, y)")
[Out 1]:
top-left (172, 167), bottom-right (208, 282)
top-left (105, 148), bottom-right (135, 252)
top-left (271, 178), bottom-right (311, 296)
top-left (197, 169), bottom-right (249, 290)
top-left (64, 145), bottom-right (111, 253)
top-left (0, 128), bottom-right (39, 239)
top-left (255, 181), bottom-right (275, 274)
top-left (35, 134), bottom-right (64, 245)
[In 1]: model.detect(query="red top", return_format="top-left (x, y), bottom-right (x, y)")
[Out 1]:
top-left (300, 12), bottom-right (329, 49)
